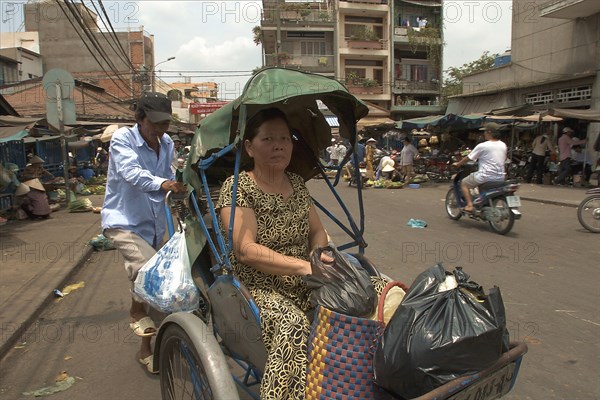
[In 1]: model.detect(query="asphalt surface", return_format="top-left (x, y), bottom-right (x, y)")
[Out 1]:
top-left (0, 182), bottom-right (598, 400)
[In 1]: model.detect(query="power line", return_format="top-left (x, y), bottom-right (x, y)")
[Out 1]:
top-left (157, 74), bottom-right (254, 78)
top-left (158, 70), bottom-right (255, 73)
top-left (81, 0), bottom-right (135, 70)
top-left (64, 0), bottom-right (132, 82)
top-left (54, 0), bottom-right (132, 96)
top-left (96, 0), bottom-right (136, 70)
top-left (60, 0), bottom-right (136, 95)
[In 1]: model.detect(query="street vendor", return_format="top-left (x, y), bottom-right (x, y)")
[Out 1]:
top-left (21, 155), bottom-right (55, 181)
top-left (18, 179), bottom-right (52, 220)
top-left (365, 138), bottom-right (377, 179)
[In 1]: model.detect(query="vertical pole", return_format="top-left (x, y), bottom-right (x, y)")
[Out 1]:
top-left (56, 82), bottom-right (70, 205)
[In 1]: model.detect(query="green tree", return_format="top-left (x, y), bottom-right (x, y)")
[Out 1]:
top-left (252, 26), bottom-right (262, 46)
top-left (441, 51), bottom-right (496, 106)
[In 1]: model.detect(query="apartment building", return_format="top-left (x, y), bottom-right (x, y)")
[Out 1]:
top-left (259, 0), bottom-right (443, 119)
top-left (447, 0), bottom-right (599, 116)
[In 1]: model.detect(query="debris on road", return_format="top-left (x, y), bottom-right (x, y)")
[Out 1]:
top-left (407, 218), bottom-right (428, 228)
top-left (22, 371), bottom-right (75, 396)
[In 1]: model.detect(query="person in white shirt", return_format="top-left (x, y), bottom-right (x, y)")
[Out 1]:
top-left (399, 137), bottom-right (418, 181)
top-left (326, 140), bottom-right (346, 166)
top-left (525, 132), bottom-right (555, 184)
top-left (334, 141), bottom-right (347, 165)
top-left (453, 123), bottom-right (507, 212)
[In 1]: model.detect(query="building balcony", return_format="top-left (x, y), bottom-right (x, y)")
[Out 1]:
top-left (393, 26), bottom-right (442, 45)
top-left (340, 0), bottom-right (387, 4)
top-left (391, 104), bottom-right (445, 116)
top-left (339, 39), bottom-right (389, 56)
top-left (261, 9), bottom-right (336, 26)
top-left (346, 39), bottom-right (385, 50)
top-left (338, 0), bottom-right (388, 15)
top-left (393, 80), bottom-right (440, 94)
top-left (539, 0), bottom-right (600, 19)
top-left (347, 84), bottom-right (386, 96)
top-left (264, 54), bottom-right (335, 73)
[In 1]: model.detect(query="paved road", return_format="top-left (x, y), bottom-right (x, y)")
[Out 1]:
top-left (0, 182), bottom-right (598, 400)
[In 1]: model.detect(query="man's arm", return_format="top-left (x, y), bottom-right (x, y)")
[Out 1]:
top-left (110, 134), bottom-right (170, 192)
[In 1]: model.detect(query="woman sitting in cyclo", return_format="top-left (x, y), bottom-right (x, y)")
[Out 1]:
top-left (216, 107), bottom-right (388, 400)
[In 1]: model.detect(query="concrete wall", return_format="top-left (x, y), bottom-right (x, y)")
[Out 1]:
top-left (511, 0), bottom-right (598, 84)
top-left (463, 0), bottom-right (598, 95)
top-left (0, 48), bottom-right (43, 81)
top-left (0, 32), bottom-right (39, 53)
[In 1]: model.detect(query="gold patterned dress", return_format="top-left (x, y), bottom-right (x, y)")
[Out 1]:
top-left (216, 170), bottom-right (388, 399)
top-left (217, 170), bottom-right (313, 399)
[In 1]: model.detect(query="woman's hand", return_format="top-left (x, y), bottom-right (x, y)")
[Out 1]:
top-left (320, 251), bottom-right (334, 264)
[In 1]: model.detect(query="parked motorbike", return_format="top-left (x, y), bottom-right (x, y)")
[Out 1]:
top-left (505, 150), bottom-right (529, 181)
top-left (445, 166), bottom-right (521, 235)
top-left (577, 187), bottom-right (600, 233)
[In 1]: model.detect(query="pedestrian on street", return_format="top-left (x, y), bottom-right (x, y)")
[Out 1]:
top-left (398, 136), bottom-right (418, 182)
top-left (365, 138), bottom-right (377, 179)
top-left (101, 92), bottom-right (186, 374)
top-left (555, 127), bottom-right (587, 185)
top-left (326, 139), bottom-right (346, 166)
top-left (526, 131), bottom-right (554, 184)
top-left (95, 147), bottom-right (109, 175)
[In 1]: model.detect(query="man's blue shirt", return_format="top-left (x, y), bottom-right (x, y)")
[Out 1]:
top-left (101, 124), bottom-right (175, 248)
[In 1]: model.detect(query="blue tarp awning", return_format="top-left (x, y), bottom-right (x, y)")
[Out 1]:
top-left (396, 113), bottom-right (486, 130)
top-left (0, 129), bottom-right (27, 143)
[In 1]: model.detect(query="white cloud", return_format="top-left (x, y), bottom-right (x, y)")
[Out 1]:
top-left (0, 0), bottom-right (513, 97)
top-left (442, 1), bottom-right (512, 70)
top-left (135, 1), bottom-right (261, 99)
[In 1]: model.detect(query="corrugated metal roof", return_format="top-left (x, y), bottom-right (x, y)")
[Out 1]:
top-left (325, 116), bottom-right (339, 127)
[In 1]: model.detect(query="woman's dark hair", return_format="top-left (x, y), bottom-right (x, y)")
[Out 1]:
top-left (244, 107), bottom-right (291, 141)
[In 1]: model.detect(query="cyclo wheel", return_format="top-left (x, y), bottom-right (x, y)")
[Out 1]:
top-left (445, 188), bottom-right (462, 220)
top-left (160, 324), bottom-right (237, 400)
top-left (488, 197), bottom-right (515, 235)
top-left (577, 195), bottom-right (600, 233)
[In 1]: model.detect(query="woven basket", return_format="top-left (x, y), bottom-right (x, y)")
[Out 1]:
top-left (305, 281), bottom-right (408, 400)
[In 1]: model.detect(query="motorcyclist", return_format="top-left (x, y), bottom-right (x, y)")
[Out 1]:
top-left (452, 123), bottom-right (507, 213)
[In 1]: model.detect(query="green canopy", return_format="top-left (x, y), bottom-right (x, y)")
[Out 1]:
top-left (184, 68), bottom-right (369, 189)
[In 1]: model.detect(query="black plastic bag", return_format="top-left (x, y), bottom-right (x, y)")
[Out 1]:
top-left (304, 245), bottom-right (377, 317)
top-left (373, 263), bottom-right (509, 398)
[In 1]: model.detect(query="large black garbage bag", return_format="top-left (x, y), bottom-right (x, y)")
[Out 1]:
top-left (373, 263), bottom-right (509, 398)
top-left (304, 245), bottom-right (377, 317)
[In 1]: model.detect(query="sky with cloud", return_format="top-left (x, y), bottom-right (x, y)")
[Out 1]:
top-left (1, 0), bottom-right (513, 100)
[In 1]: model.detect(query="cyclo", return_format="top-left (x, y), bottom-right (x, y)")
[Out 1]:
top-left (152, 68), bottom-right (527, 399)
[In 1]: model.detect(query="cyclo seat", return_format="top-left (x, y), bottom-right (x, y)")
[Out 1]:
top-left (195, 239), bottom-right (385, 379)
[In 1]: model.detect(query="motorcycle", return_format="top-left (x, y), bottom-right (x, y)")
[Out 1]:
top-left (445, 165), bottom-right (522, 235)
top-left (577, 187), bottom-right (600, 233)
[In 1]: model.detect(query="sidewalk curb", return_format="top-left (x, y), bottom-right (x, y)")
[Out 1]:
top-left (520, 197), bottom-right (579, 208)
top-left (0, 244), bottom-right (95, 360)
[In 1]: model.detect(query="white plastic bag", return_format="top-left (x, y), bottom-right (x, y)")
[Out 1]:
top-left (133, 231), bottom-right (200, 313)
